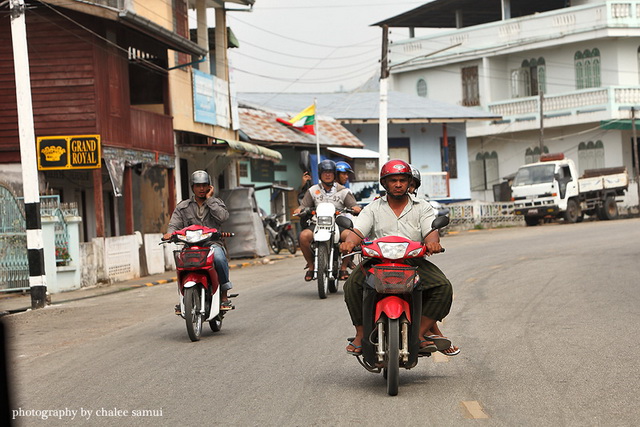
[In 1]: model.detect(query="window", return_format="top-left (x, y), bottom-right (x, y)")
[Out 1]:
top-left (525, 146), bottom-right (549, 164)
top-left (440, 137), bottom-right (457, 179)
top-left (511, 57), bottom-right (546, 98)
top-left (470, 151), bottom-right (499, 191)
top-left (388, 138), bottom-right (411, 163)
top-left (239, 162), bottom-right (248, 178)
top-left (575, 49), bottom-right (601, 89)
top-left (461, 66), bottom-right (479, 106)
top-left (578, 140), bottom-right (604, 174)
top-left (416, 79), bottom-right (427, 97)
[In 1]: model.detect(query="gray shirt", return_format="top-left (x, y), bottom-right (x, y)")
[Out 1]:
top-left (167, 196), bottom-right (229, 235)
top-left (355, 195), bottom-right (436, 242)
top-left (299, 182), bottom-right (357, 210)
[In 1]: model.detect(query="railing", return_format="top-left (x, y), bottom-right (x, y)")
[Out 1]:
top-left (130, 107), bottom-right (174, 154)
top-left (448, 201), bottom-right (524, 229)
top-left (389, 2), bottom-right (640, 70)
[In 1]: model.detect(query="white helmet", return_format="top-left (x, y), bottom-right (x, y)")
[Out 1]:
top-left (190, 170), bottom-right (211, 186)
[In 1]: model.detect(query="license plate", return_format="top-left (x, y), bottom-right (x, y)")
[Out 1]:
top-left (527, 209), bottom-right (538, 215)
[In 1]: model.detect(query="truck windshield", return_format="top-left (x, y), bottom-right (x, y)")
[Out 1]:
top-left (512, 164), bottom-right (556, 186)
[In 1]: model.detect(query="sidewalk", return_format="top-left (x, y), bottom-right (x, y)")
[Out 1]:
top-left (0, 253), bottom-right (301, 315)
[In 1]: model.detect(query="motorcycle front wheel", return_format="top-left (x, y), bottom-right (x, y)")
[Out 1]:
top-left (385, 317), bottom-right (400, 396)
top-left (317, 243), bottom-right (329, 299)
top-left (184, 287), bottom-right (203, 342)
top-left (268, 234), bottom-right (280, 254)
top-left (284, 232), bottom-right (297, 255)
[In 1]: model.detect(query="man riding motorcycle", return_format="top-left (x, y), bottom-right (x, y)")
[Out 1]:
top-left (293, 159), bottom-right (362, 282)
top-left (340, 159), bottom-right (458, 356)
top-left (164, 170), bottom-right (234, 312)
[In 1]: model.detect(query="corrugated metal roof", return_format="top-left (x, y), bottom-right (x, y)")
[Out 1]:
top-left (238, 92), bottom-right (499, 122)
top-left (238, 107), bottom-right (363, 148)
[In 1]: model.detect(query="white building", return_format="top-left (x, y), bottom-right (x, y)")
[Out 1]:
top-left (379, 0), bottom-right (640, 203)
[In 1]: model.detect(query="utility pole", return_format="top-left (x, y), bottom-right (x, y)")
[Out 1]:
top-left (632, 107), bottom-right (640, 211)
top-left (10, 0), bottom-right (47, 308)
top-left (379, 24), bottom-right (389, 179)
top-left (539, 91), bottom-right (545, 153)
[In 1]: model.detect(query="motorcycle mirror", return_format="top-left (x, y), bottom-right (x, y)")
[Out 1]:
top-left (335, 215), bottom-right (354, 230)
top-left (299, 150), bottom-right (311, 173)
top-left (431, 215), bottom-right (449, 230)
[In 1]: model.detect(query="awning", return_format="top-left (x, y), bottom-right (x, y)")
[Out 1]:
top-left (600, 120), bottom-right (640, 130)
top-left (327, 147), bottom-right (380, 159)
top-left (216, 139), bottom-right (282, 163)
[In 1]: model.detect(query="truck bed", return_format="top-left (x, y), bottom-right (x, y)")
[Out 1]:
top-left (578, 168), bottom-right (628, 193)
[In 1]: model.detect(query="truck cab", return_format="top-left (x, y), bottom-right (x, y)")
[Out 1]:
top-left (511, 154), bottom-right (580, 225)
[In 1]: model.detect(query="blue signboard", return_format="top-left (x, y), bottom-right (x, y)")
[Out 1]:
top-left (193, 69), bottom-right (217, 125)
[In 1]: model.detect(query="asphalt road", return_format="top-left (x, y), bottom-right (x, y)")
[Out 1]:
top-left (4, 218), bottom-right (640, 426)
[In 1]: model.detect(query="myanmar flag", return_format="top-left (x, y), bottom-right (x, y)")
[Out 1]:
top-left (276, 104), bottom-right (315, 135)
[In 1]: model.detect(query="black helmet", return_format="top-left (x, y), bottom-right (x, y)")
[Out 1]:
top-left (318, 159), bottom-right (336, 179)
top-left (190, 170), bottom-right (211, 186)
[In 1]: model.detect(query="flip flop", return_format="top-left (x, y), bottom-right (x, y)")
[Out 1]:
top-left (346, 342), bottom-right (362, 356)
top-left (439, 345), bottom-right (461, 356)
top-left (424, 334), bottom-right (452, 351)
top-left (338, 270), bottom-right (350, 280)
top-left (418, 339), bottom-right (438, 354)
top-left (220, 301), bottom-right (235, 311)
top-left (304, 270), bottom-right (314, 282)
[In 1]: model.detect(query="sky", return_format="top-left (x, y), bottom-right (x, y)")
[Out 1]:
top-left (201, 0), bottom-right (431, 94)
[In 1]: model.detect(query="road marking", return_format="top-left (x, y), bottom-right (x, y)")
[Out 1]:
top-left (461, 401), bottom-right (489, 419)
top-left (465, 277), bottom-right (477, 283)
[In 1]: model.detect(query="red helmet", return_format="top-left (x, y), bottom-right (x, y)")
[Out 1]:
top-left (380, 159), bottom-right (412, 182)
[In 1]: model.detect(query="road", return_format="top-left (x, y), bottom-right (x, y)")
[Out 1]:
top-left (4, 218), bottom-right (640, 426)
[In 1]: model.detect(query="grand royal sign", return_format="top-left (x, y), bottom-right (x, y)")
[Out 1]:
top-left (37, 135), bottom-right (101, 170)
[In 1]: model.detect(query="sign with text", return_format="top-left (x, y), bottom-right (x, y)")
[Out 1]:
top-left (37, 135), bottom-right (101, 170)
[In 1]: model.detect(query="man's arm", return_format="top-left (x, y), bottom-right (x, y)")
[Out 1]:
top-left (420, 203), bottom-right (441, 255)
top-left (293, 189), bottom-right (314, 215)
top-left (205, 197), bottom-right (229, 223)
top-left (342, 192), bottom-right (362, 214)
top-left (164, 206), bottom-right (185, 239)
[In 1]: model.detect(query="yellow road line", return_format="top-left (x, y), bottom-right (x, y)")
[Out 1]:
top-left (461, 401), bottom-right (489, 419)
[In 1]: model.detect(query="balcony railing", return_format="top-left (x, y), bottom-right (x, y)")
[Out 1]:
top-left (130, 107), bottom-right (174, 154)
top-left (487, 86), bottom-right (640, 120)
top-left (390, 1), bottom-right (640, 71)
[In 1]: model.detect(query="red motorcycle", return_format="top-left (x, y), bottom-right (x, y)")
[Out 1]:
top-left (336, 215), bottom-right (449, 396)
top-left (162, 225), bottom-right (235, 342)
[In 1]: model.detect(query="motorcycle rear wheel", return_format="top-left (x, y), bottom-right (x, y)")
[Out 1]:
top-left (385, 317), bottom-right (400, 396)
top-left (209, 315), bottom-right (223, 332)
top-left (184, 287), bottom-right (203, 342)
top-left (317, 243), bottom-right (329, 299)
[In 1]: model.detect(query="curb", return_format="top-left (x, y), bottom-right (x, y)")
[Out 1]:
top-left (1, 253), bottom-right (300, 315)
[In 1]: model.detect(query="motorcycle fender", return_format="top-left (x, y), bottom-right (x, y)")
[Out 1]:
top-left (314, 228), bottom-right (332, 242)
top-left (180, 273), bottom-right (208, 292)
top-left (375, 296), bottom-right (411, 322)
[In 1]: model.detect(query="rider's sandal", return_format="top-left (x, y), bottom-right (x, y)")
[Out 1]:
top-left (418, 340), bottom-right (438, 354)
top-left (220, 301), bottom-right (235, 311)
top-left (174, 304), bottom-right (181, 315)
top-left (338, 270), bottom-right (350, 280)
top-left (304, 270), bottom-right (314, 282)
top-left (439, 345), bottom-right (461, 356)
top-left (424, 334), bottom-right (452, 351)
top-left (346, 342), bottom-right (362, 356)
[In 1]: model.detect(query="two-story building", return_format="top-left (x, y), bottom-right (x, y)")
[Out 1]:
top-left (377, 0), bottom-right (640, 204)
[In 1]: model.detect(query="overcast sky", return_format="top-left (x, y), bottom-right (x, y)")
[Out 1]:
top-left (207, 0), bottom-right (430, 94)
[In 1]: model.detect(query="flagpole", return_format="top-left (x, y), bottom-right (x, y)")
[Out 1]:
top-left (314, 98), bottom-right (320, 162)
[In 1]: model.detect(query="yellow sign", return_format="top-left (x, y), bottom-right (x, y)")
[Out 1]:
top-left (37, 135), bottom-right (101, 170)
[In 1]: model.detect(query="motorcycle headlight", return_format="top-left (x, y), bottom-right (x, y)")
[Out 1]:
top-left (377, 242), bottom-right (409, 259)
top-left (363, 246), bottom-right (380, 257)
top-left (177, 229), bottom-right (212, 243)
top-left (317, 216), bottom-right (333, 226)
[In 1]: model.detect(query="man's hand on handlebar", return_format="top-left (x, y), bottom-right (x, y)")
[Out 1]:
top-left (340, 241), bottom-right (359, 255)
top-left (424, 241), bottom-right (443, 256)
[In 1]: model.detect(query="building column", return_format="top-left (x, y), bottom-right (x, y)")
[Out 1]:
top-left (124, 166), bottom-right (133, 235)
top-left (93, 168), bottom-right (105, 237)
top-left (196, 0), bottom-right (210, 73)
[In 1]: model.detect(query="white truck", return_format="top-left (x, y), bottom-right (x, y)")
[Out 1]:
top-left (511, 153), bottom-right (628, 226)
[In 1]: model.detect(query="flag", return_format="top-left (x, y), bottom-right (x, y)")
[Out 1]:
top-left (276, 104), bottom-right (315, 135)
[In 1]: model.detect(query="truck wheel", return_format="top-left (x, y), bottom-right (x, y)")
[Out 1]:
top-left (525, 216), bottom-right (540, 226)
top-left (603, 196), bottom-right (618, 220)
top-left (564, 199), bottom-right (580, 224)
